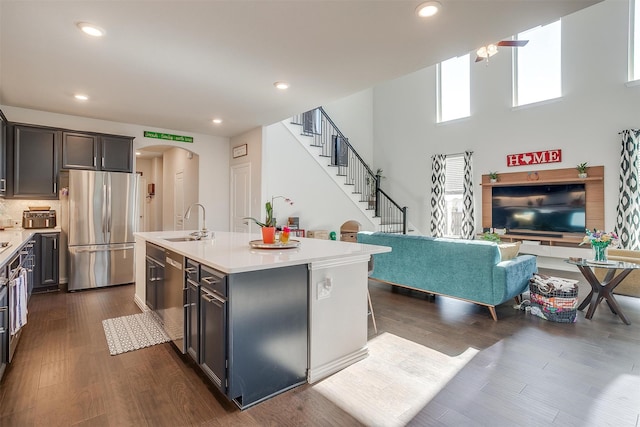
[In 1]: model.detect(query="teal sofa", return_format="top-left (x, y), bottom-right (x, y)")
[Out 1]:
top-left (357, 232), bottom-right (537, 320)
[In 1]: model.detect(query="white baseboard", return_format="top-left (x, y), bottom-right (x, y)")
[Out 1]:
top-left (307, 346), bottom-right (369, 384)
top-left (134, 294), bottom-right (149, 312)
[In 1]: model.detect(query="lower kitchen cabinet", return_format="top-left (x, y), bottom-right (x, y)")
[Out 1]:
top-left (199, 266), bottom-right (227, 392)
top-left (34, 232), bottom-right (59, 292)
top-left (145, 242), bottom-right (164, 311)
top-left (184, 259), bottom-right (200, 362)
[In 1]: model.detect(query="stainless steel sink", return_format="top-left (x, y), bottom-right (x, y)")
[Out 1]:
top-left (163, 236), bottom-right (198, 242)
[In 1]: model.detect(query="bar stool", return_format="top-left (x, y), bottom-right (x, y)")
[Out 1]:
top-left (368, 256), bottom-right (377, 334)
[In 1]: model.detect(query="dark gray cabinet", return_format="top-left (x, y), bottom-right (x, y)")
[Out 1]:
top-left (145, 242), bottom-right (165, 311)
top-left (61, 132), bottom-right (98, 170)
top-left (100, 135), bottom-right (133, 172)
top-left (0, 110), bottom-right (7, 197)
top-left (34, 233), bottom-right (59, 292)
top-left (11, 125), bottom-right (60, 199)
top-left (62, 132), bottom-right (133, 172)
top-left (199, 265), bottom-right (227, 393)
top-left (185, 259), bottom-right (200, 363)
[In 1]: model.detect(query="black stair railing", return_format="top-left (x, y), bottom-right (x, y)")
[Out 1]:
top-left (291, 107), bottom-right (407, 234)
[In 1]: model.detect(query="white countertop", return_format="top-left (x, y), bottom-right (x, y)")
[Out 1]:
top-left (0, 227), bottom-right (61, 266)
top-left (0, 229), bottom-right (38, 265)
top-left (135, 230), bottom-right (391, 274)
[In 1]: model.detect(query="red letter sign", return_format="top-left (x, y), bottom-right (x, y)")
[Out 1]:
top-left (506, 149), bottom-right (562, 167)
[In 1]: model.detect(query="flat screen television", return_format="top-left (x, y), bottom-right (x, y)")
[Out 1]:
top-left (491, 184), bottom-right (586, 234)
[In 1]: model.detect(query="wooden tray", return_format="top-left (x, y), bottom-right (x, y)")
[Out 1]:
top-left (249, 239), bottom-right (301, 249)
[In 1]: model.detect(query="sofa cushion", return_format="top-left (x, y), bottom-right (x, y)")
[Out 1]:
top-left (498, 242), bottom-right (521, 261)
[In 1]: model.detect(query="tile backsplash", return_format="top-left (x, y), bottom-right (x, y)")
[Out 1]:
top-left (0, 199), bottom-right (62, 227)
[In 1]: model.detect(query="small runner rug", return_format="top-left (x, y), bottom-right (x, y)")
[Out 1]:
top-left (102, 311), bottom-right (170, 356)
top-left (313, 332), bottom-right (478, 427)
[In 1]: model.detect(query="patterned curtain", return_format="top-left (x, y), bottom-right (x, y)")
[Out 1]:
top-left (615, 129), bottom-right (640, 250)
top-left (430, 154), bottom-right (446, 237)
top-left (460, 151), bottom-right (475, 239)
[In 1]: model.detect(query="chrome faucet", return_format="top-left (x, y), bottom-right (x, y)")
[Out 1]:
top-left (184, 203), bottom-right (209, 239)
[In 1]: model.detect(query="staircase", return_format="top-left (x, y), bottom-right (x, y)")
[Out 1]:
top-left (286, 107), bottom-right (407, 234)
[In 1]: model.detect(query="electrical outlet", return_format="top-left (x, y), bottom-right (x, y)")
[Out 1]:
top-left (317, 277), bottom-right (332, 300)
top-left (13, 220), bottom-right (20, 227)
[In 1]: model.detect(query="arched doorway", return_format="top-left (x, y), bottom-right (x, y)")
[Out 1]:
top-left (135, 145), bottom-right (200, 232)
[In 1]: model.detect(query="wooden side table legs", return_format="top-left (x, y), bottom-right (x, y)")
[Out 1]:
top-left (576, 265), bottom-right (633, 325)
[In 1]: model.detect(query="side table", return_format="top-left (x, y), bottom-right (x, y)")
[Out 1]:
top-left (565, 259), bottom-right (640, 325)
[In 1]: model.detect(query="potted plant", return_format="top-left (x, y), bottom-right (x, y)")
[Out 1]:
top-left (244, 201), bottom-right (277, 243)
top-left (489, 171), bottom-right (499, 183)
top-left (576, 162), bottom-right (588, 178)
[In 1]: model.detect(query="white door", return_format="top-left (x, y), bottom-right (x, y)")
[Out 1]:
top-left (231, 163), bottom-right (251, 233)
top-left (137, 175), bottom-right (148, 231)
top-left (174, 170), bottom-right (184, 230)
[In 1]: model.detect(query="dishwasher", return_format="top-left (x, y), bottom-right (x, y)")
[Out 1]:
top-left (163, 248), bottom-right (185, 353)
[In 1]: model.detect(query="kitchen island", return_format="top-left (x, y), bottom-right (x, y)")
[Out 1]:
top-left (134, 230), bottom-right (391, 409)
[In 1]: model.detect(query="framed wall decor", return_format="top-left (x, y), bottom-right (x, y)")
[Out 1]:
top-left (233, 144), bottom-right (248, 158)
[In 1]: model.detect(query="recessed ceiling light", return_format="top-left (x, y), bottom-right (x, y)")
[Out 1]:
top-left (135, 151), bottom-right (142, 156)
top-left (274, 81), bottom-right (289, 90)
top-left (76, 22), bottom-right (105, 37)
top-left (415, 1), bottom-right (441, 18)
top-left (212, 118), bottom-right (223, 124)
top-left (74, 94), bottom-right (89, 101)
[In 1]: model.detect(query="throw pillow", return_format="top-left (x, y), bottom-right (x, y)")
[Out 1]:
top-left (498, 241), bottom-right (521, 261)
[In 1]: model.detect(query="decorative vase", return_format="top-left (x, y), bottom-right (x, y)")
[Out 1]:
top-left (490, 178), bottom-right (497, 183)
top-left (261, 226), bottom-right (276, 244)
top-left (578, 173), bottom-right (587, 179)
top-left (592, 242), bottom-right (608, 262)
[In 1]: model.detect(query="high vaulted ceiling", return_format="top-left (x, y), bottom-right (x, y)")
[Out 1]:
top-left (0, 0), bottom-right (601, 138)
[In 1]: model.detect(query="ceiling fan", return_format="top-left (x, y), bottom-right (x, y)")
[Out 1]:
top-left (475, 40), bottom-right (529, 63)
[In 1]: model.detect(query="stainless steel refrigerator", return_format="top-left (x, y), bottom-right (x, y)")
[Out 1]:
top-left (67, 170), bottom-right (138, 291)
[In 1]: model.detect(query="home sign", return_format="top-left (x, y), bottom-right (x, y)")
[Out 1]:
top-left (506, 149), bottom-right (562, 167)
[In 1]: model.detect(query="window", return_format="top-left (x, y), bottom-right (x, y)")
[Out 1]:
top-left (514, 20), bottom-right (562, 106)
top-left (444, 154), bottom-right (464, 237)
top-left (437, 54), bottom-right (470, 122)
top-left (632, 0), bottom-right (640, 81)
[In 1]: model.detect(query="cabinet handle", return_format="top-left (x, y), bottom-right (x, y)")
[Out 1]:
top-left (102, 157), bottom-right (105, 168)
top-left (93, 157), bottom-right (97, 167)
top-left (185, 267), bottom-right (197, 274)
top-left (202, 292), bottom-right (225, 304)
top-left (201, 277), bottom-right (220, 285)
top-left (53, 239), bottom-right (57, 250)
top-left (54, 182), bottom-right (57, 194)
top-left (0, 178), bottom-right (5, 192)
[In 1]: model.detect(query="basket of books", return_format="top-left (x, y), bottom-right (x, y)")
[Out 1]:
top-left (529, 274), bottom-right (579, 323)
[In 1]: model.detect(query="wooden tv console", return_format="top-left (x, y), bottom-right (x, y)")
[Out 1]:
top-left (481, 166), bottom-right (604, 246)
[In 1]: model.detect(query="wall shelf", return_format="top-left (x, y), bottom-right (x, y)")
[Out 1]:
top-left (481, 176), bottom-right (603, 186)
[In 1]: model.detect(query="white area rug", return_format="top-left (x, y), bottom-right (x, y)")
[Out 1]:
top-left (102, 311), bottom-right (170, 356)
top-left (314, 332), bottom-right (478, 427)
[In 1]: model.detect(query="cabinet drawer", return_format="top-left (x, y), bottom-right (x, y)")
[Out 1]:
top-left (200, 265), bottom-right (226, 297)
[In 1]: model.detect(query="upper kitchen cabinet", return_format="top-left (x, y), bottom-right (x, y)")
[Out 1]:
top-left (0, 110), bottom-right (7, 197)
top-left (100, 135), bottom-right (133, 172)
top-left (10, 124), bottom-right (60, 199)
top-left (62, 132), bottom-right (133, 172)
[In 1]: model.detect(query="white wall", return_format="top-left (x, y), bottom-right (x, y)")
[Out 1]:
top-left (0, 105), bottom-right (231, 230)
top-left (372, 0), bottom-right (640, 235)
top-left (323, 89), bottom-right (375, 166)
top-left (262, 122), bottom-right (375, 235)
top-left (230, 127), bottom-right (263, 228)
top-left (161, 148), bottom-right (199, 231)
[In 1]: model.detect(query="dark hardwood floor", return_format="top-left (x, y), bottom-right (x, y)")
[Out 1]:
top-left (1, 268), bottom-right (639, 426)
